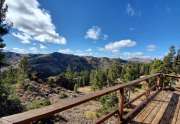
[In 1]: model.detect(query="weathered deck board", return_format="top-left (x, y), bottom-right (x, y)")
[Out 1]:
top-left (134, 94), bottom-right (160, 122)
top-left (150, 91), bottom-right (172, 124)
top-left (132, 90), bottom-right (180, 124)
top-left (143, 91), bottom-right (168, 123)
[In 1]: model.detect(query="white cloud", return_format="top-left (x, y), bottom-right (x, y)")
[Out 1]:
top-left (11, 48), bottom-right (27, 54)
top-left (58, 48), bottom-right (73, 54)
top-left (75, 50), bottom-right (93, 56)
top-left (40, 44), bottom-right (47, 49)
top-left (12, 32), bottom-right (31, 44)
top-left (104, 39), bottom-right (136, 52)
top-left (110, 51), bottom-right (150, 59)
top-left (6, 0), bottom-right (66, 44)
top-left (85, 26), bottom-right (108, 40)
top-left (58, 48), bottom-right (93, 56)
top-left (122, 52), bottom-right (144, 58)
top-left (126, 3), bottom-right (135, 16)
top-left (147, 44), bottom-right (156, 51)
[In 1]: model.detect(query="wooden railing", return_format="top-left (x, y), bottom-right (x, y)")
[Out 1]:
top-left (0, 73), bottom-right (180, 124)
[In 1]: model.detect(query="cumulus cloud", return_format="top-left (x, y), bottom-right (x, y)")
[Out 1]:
top-left (104, 39), bottom-right (136, 52)
top-left (12, 32), bottom-right (31, 44)
top-left (147, 44), bottom-right (156, 51)
top-left (85, 26), bottom-right (108, 40)
top-left (6, 0), bottom-right (66, 44)
top-left (126, 3), bottom-right (135, 16)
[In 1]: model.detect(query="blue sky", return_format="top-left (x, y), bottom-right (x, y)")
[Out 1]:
top-left (4, 0), bottom-right (180, 59)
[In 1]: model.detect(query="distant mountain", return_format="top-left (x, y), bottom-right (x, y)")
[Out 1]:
top-left (4, 52), bottom-right (127, 79)
top-left (4, 52), bottom-right (25, 65)
top-left (128, 57), bottom-right (152, 63)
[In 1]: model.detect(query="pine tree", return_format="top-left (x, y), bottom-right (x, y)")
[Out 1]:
top-left (90, 70), bottom-right (107, 90)
top-left (0, 0), bottom-right (11, 79)
top-left (0, 0), bottom-right (23, 117)
top-left (174, 48), bottom-right (180, 74)
top-left (150, 59), bottom-right (163, 74)
top-left (17, 57), bottom-right (29, 85)
top-left (163, 46), bottom-right (176, 74)
top-left (107, 62), bottom-right (122, 84)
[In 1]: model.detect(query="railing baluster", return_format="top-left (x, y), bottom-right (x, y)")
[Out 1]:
top-left (118, 88), bottom-right (124, 122)
top-left (144, 79), bottom-right (150, 98)
top-left (157, 75), bottom-right (161, 90)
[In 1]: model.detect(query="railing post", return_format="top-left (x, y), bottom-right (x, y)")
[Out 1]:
top-left (162, 74), bottom-right (165, 90)
top-left (156, 75), bottom-right (161, 90)
top-left (144, 79), bottom-right (150, 98)
top-left (118, 88), bottom-right (124, 122)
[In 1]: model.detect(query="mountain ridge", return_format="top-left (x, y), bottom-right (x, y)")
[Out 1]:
top-left (4, 52), bottom-right (127, 78)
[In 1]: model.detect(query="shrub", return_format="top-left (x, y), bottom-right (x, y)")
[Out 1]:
top-left (99, 94), bottom-right (118, 114)
top-left (26, 99), bottom-right (51, 110)
top-left (0, 84), bottom-right (23, 117)
top-left (84, 111), bottom-right (97, 119)
top-left (59, 93), bottom-right (68, 99)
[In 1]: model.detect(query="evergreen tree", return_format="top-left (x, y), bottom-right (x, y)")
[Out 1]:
top-left (107, 62), bottom-right (122, 84)
top-left (17, 57), bottom-right (29, 84)
top-left (174, 48), bottom-right (180, 74)
top-left (162, 46), bottom-right (177, 87)
top-left (0, 0), bottom-right (11, 79)
top-left (122, 63), bottom-right (140, 82)
top-left (163, 46), bottom-right (176, 74)
top-left (2, 66), bottom-right (18, 84)
top-left (140, 63), bottom-right (150, 75)
top-left (150, 59), bottom-right (163, 74)
top-left (0, 0), bottom-right (23, 117)
top-left (90, 70), bottom-right (107, 90)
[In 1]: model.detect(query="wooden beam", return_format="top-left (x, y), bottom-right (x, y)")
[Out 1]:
top-left (95, 110), bottom-right (118, 124)
top-left (118, 88), bottom-right (124, 121)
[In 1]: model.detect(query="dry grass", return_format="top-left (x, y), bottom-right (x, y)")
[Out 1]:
top-left (78, 86), bottom-right (92, 94)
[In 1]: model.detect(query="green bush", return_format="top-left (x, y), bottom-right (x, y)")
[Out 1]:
top-left (0, 84), bottom-right (23, 117)
top-left (99, 94), bottom-right (118, 114)
top-left (26, 99), bottom-right (51, 110)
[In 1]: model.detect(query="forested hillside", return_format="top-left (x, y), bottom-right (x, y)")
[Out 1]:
top-left (3, 52), bottom-right (126, 79)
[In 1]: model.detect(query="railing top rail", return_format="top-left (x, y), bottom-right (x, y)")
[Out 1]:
top-left (163, 74), bottom-right (180, 78)
top-left (0, 73), bottom-right (161, 124)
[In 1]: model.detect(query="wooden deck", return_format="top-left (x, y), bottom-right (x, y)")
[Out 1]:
top-left (130, 90), bottom-right (180, 124)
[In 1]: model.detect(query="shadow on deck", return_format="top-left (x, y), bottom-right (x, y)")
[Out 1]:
top-left (130, 90), bottom-right (180, 124)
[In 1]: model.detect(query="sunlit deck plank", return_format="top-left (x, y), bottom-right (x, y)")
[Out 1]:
top-left (133, 91), bottom-right (168, 123)
top-left (143, 91), bottom-right (168, 123)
